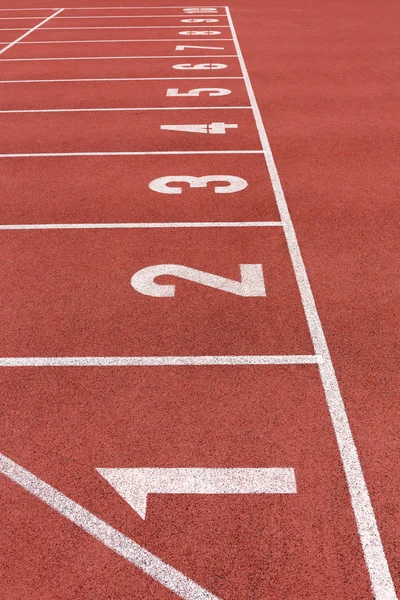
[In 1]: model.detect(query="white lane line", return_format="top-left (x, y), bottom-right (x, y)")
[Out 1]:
top-left (225, 6), bottom-right (397, 599)
top-left (0, 9), bottom-right (64, 56)
top-left (0, 452), bottom-right (219, 600)
top-left (41, 26), bottom-right (231, 29)
top-left (0, 77), bottom-right (243, 83)
top-left (0, 106), bottom-right (250, 113)
top-left (0, 355), bottom-right (321, 367)
top-left (0, 151), bottom-right (263, 158)
top-left (0, 28), bottom-right (30, 30)
top-left (0, 222), bottom-right (282, 230)
top-left (0, 55), bottom-right (236, 61)
top-left (0, 5), bottom-right (223, 8)
top-left (18, 39), bottom-right (234, 43)
top-left (51, 15), bottom-right (228, 19)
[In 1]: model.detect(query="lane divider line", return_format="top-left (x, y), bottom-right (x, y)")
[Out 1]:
top-left (0, 355), bottom-right (322, 367)
top-left (0, 54), bottom-right (237, 61)
top-left (0, 222), bottom-right (283, 230)
top-left (0, 106), bottom-right (251, 113)
top-left (225, 6), bottom-right (397, 598)
top-left (0, 77), bottom-right (244, 83)
top-left (0, 8), bottom-right (64, 57)
top-left (17, 39), bottom-right (235, 43)
top-left (0, 452), bottom-right (219, 600)
top-left (0, 151), bottom-right (264, 158)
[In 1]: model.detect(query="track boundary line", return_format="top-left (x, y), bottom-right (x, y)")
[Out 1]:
top-left (0, 222), bottom-right (283, 230)
top-left (225, 6), bottom-right (397, 599)
top-left (0, 8), bottom-right (64, 56)
top-left (0, 452), bottom-right (219, 600)
top-left (0, 355), bottom-right (321, 367)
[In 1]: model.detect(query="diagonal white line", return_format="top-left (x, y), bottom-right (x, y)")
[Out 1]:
top-left (0, 452), bottom-right (219, 600)
top-left (225, 6), bottom-right (397, 599)
top-left (0, 8), bottom-right (64, 56)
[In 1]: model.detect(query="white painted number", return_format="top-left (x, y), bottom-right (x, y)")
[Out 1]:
top-left (181, 18), bottom-right (219, 23)
top-left (179, 30), bottom-right (221, 36)
top-left (166, 87), bottom-right (230, 97)
top-left (160, 123), bottom-right (238, 135)
top-left (175, 45), bottom-right (224, 50)
top-left (172, 63), bottom-right (227, 70)
top-left (149, 175), bottom-right (247, 194)
top-left (131, 264), bottom-right (267, 298)
top-left (183, 8), bottom-right (218, 13)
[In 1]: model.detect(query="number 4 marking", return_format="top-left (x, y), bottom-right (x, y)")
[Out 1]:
top-left (160, 123), bottom-right (238, 134)
top-left (131, 264), bottom-right (267, 297)
top-left (175, 45), bottom-right (224, 50)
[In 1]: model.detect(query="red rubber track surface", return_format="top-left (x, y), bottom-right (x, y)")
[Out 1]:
top-left (0, 1), bottom-right (399, 599)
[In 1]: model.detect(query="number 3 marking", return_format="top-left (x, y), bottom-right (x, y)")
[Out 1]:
top-left (149, 175), bottom-right (248, 194)
top-left (131, 264), bottom-right (267, 297)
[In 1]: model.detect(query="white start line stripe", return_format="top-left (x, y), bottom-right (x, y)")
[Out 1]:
top-left (0, 77), bottom-right (244, 83)
top-left (0, 106), bottom-right (251, 113)
top-left (0, 355), bottom-right (321, 367)
top-left (0, 150), bottom-right (264, 157)
top-left (0, 221), bottom-right (283, 230)
top-left (0, 55), bottom-right (237, 61)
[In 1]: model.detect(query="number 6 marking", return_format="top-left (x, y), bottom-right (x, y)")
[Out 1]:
top-left (172, 63), bottom-right (227, 70)
top-left (131, 264), bottom-right (267, 297)
top-left (149, 175), bottom-right (248, 194)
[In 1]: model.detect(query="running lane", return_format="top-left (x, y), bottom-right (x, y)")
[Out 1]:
top-left (0, 2), bottom-right (398, 600)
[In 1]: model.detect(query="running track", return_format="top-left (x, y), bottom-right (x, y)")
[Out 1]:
top-left (0, 2), bottom-right (399, 599)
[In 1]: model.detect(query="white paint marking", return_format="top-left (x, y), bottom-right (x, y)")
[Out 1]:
top-left (0, 151), bottom-right (263, 158)
top-left (0, 222), bottom-right (282, 231)
top-left (51, 15), bottom-right (228, 19)
top-left (0, 452), bottom-right (219, 600)
top-left (0, 106), bottom-right (250, 113)
top-left (18, 39), bottom-right (233, 43)
top-left (0, 355), bottom-right (321, 367)
top-left (225, 6), bottom-right (397, 599)
top-left (0, 9), bottom-right (64, 56)
top-left (149, 174), bottom-right (247, 194)
top-left (160, 123), bottom-right (237, 134)
top-left (97, 468), bottom-right (297, 519)
top-left (41, 26), bottom-right (231, 29)
top-left (0, 55), bottom-right (236, 61)
top-left (131, 264), bottom-right (266, 298)
top-left (0, 77), bottom-right (243, 83)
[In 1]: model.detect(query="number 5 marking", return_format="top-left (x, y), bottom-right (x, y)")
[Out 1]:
top-left (131, 264), bottom-right (267, 297)
top-left (166, 87), bottom-right (230, 97)
top-left (149, 175), bottom-right (247, 194)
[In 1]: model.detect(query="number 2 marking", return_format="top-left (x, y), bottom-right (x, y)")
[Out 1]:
top-left (131, 264), bottom-right (267, 297)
